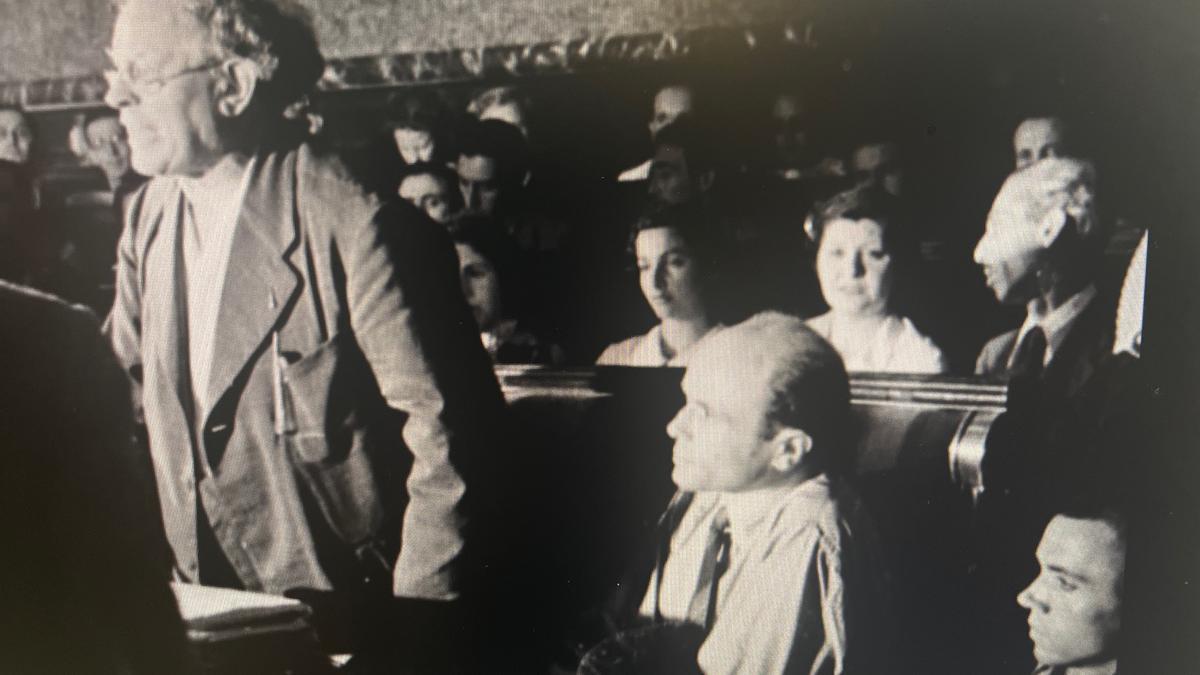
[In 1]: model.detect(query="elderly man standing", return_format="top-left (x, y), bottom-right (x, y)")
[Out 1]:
top-left (614, 312), bottom-right (889, 674)
top-left (102, 0), bottom-right (505, 664)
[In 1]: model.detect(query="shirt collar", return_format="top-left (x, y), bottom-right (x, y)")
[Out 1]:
top-left (716, 474), bottom-right (830, 543)
top-left (1014, 284), bottom-right (1097, 367)
top-left (177, 155), bottom-right (254, 242)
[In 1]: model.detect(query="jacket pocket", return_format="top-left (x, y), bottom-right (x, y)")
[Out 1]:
top-left (282, 332), bottom-right (407, 547)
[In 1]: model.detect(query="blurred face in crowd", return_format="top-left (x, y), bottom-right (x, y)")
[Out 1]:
top-left (457, 154), bottom-right (504, 215)
top-left (667, 329), bottom-right (781, 492)
top-left (635, 226), bottom-right (706, 324)
top-left (85, 116), bottom-right (133, 181)
top-left (0, 109), bottom-right (33, 165)
top-left (772, 94), bottom-right (808, 161)
top-left (852, 143), bottom-right (903, 196)
top-left (817, 217), bottom-right (895, 317)
top-left (455, 243), bottom-right (503, 331)
top-left (1018, 515), bottom-right (1124, 669)
top-left (974, 176), bottom-right (1044, 305)
top-left (399, 172), bottom-right (453, 224)
top-left (648, 144), bottom-right (695, 205)
top-left (392, 127), bottom-right (435, 164)
top-left (104, 0), bottom-right (226, 177)
top-left (648, 86), bottom-right (693, 138)
top-left (1014, 118), bottom-right (1066, 169)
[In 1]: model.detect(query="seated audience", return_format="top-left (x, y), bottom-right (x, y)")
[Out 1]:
top-left (398, 161), bottom-right (460, 225)
top-left (1013, 117), bottom-right (1069, 170)
top-left (973, 157), bottom-right (1113, 398)
top-left (585, 312), bottom-right (889, 673)
top-left (619, 83), bottom-right (695, 183)
top-left (807, 187), bottom-right (947, 373)
top-left (1018, 506), bottom-right (1125, 675)
top-left (450, 213), bottom-right (564, 364)
top-left (850, 141), bottom-right (903, 197)
top-left (597, 203), bottom-right (727, 367)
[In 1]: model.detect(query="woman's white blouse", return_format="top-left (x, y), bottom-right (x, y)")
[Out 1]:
top-left (807, 313), bottom-right (947, 374)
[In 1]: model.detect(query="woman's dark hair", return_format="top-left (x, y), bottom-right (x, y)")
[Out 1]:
top-left (627, 201), bottom-right (733, 319)
top-left (448, 212), bottom-right (527, 319)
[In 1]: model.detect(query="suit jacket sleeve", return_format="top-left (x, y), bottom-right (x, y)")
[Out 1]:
top-left (338, 198), bottom-right (505, 600)
top-left (103, 184), bottom-right (147, 425)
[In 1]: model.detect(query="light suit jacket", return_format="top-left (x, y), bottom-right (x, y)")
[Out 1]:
top-left (105, 144), bottom-right (505, 600)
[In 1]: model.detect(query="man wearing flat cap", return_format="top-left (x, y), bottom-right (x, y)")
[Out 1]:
top-left (102, 0), bottom-right (505, 663)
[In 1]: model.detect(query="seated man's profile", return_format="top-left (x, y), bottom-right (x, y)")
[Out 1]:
top-left (1018, 507), bottom-right (1126, 675)
top-left (593, 312), bottom-right (891, 674)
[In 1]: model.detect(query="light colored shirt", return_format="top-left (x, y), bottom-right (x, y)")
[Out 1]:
top-left (640, 475), bottom-right (887, 674)
top-left (807, 313), bottom-right (946, 374)
top-left (1113, 231), bottom-right (1146, 357)
top-left (597, 324), bottom-right (710, 367)
top-left (179, 158), bottom-right (254, 416)
top-left (1010, 284), bottom-right (1098, 370)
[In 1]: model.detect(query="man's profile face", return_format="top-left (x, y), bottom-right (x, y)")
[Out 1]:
top-left (648, 144), bottom-right (694, 206)
top-left (973, 175), bottom-right (1044, 305)
top-left (1014, 118), bottom-right (1066, 170)
top-left (0, 110), bottom-right (33, 165)
top-left (648, 86), bottom-right (693, 138)
top-left (106, 0), bottom-right (224, 177)
top-left (666, 331), bottom-right (777, 492)
top-left (456, 154), bottom-right (504, 215)
top-left (1018, 515), bottom-right (1124, 668)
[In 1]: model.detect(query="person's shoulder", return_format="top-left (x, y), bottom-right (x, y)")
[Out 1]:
top-left (891, 316), bottom-right (948, 373)
top-left (976, 327), bottom-right (1019, 374)
top-left (596, 327), bottom-right (658, 366)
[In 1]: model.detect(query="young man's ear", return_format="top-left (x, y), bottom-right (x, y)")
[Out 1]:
top-left (214, 58), bottom-right (259, 118)
top-left (769, 427), bottom-right (813, 473)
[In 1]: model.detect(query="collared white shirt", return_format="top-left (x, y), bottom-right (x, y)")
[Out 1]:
top-left (1010, 284), bottom-right (1098, 370)
top-left (1113, 231), bottom-right (1147, 357)
top-left (179, 157), bottom-right (255, 416)
top-left (596, 324), bottom-right (719, 368)
top-left (617, 158), bottom-right (652, 182)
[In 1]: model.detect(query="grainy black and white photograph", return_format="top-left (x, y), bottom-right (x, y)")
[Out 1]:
top-left (0, 0), bottom-right (1196, 673)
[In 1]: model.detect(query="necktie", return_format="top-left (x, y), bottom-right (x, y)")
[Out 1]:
top-left (1010, 325), bottom-right (1048, 379)
top-left (686, 507), bottom-right (731, 631)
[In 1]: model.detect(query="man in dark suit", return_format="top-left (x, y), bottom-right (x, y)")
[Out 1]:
top-left (0, 281), bottom-right (188, 674)
top-left (102, 0), bottom-right (506, 665)
top-left (973, 157), bottom-right (1113, 398)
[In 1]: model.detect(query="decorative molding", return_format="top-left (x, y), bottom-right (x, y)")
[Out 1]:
top-left (0, 18), bottom-right (819, 111)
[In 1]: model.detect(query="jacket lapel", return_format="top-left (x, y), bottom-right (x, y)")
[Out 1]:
top-left (142, 185), bottom-right (196, 427)
top-left (203, 152), bottom-right (302, 420)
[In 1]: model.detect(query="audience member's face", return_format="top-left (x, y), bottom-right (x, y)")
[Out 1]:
top-left (635, 226), bottom-right (705, 323)
top-left (772, 94), bottom-right (807, 159)
top-left (817, 217), bottom-right (894, 317)
top-left (1014, 118), bottom-right (1066, 169)
top-left (457, 154), bottom-right (504, 215)
top-left (455, 243), bottom-right (502, 331)
top-left (1018, 515), bottom-right (1124, 668)
top-left (392, 127), bottom-right (435, 164)
top-left (648, 144), bottom-right (694, 205)
top-left (852, 143), bottom-right (903, 196)
top-left (648, 86), bottom-right (694, 138)
top-left (667, 330), bottom-right (776, 492)
top-left (105, 0), bottom-right (224, 177)
top-left (974, 178), bottom-right (1044, 304)
top-left (0, 110), bottom-right (33, 165)
top-left (399, 173), bottom-right (452, 223)
top-left (85, 117), bottom-right (133, 180)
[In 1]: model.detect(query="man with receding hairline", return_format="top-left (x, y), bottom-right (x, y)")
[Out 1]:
top-left (102, 0), bottom-right (504, 660)
top-left (630, 312), bottom-right (890, 674)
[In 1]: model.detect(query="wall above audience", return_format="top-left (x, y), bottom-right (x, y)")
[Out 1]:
top-left (0, 0), bottom-right (814, 108)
